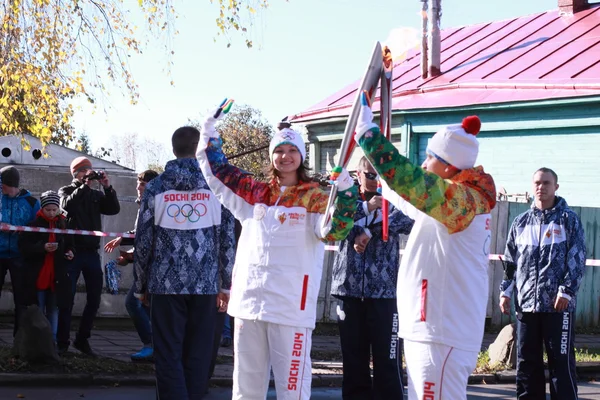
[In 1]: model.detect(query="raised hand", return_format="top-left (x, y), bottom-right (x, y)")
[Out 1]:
top-left (355, 90), bottom-right (378, 142)
top-left (202, 98), bottom-right (235, 137)
top-left (330, 167), bottom-right (354, 191)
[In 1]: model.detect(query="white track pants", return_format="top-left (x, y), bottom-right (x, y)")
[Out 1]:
top-left (404, 340), bottom-right (478, 400)
top-left (232, 318), bottom-right (312, 400)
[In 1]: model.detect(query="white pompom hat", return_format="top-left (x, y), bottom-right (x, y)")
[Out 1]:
top-left (269, 128), bottom-right (306, 161)
top-left (426, 115), bottom-right (481, 170)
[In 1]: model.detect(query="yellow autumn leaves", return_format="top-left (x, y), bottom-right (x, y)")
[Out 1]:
top-left (0, 0), bottom-right (276, 149)
top-left (0, 0), bottom-right (174, 147)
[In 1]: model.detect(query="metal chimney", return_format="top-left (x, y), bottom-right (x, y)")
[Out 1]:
top-left (558, 0), bottom-right (589, 15)
top-left (428, 0), bottom-right (442, 77)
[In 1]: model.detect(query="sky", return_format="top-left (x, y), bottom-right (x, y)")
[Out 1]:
top-left (71, 0), bottom-right (560, 168)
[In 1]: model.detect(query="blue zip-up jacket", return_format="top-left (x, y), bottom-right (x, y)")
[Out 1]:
top-left (331, 194), bottom-right (414, 299)
top-left (500, 196), bottom-right (586, 313)
top-left (0, 189), bottom-right (40, 258)
top-left (133, 158), bottom-right (236, 295)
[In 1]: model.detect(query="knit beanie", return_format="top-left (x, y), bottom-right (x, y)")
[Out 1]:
top-left (0, 166), bottom-right (20, 188)
top-left (426, 116), bottom-right (481, 170)
top-left (40, 190), bottom-right (61, 209)
top-left (269, 128), bottom-right (306, 161)
top-left (70, 156), bottom-right (92, 176)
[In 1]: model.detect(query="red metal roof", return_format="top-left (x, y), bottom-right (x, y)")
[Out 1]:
top-left (290, 5), bottom-right (600, 123)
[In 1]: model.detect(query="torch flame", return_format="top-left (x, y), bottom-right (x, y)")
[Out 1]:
top-left (383, 27), bottom-right (420, 63)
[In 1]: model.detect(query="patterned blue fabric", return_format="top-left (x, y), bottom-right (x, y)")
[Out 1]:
top-left (104, 259), bottom-right (121, 295)
top-left (133, 158), bottom-right (236, 295)
top-left (331, 198), bottom-right (414, 298)
top-left (0, 189), bottom-right (40, 258)
top-left (501, 197), bottom-right (586, 313)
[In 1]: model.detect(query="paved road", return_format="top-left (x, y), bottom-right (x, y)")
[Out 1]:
top-left (2, 383), bottom-right (600, 399)
top-left (467, 382), bottom-right (600, 399)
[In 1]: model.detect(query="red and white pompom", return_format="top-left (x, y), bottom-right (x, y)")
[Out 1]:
top-left (461, 116), bottom-right (481, 136)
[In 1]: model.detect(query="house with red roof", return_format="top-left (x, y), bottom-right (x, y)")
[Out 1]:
top-left (290, 0), bottom-right (600, 208)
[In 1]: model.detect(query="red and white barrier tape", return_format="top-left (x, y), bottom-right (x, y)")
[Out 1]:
top-left (3, 225), bottom-right (600, 266)
top-left (325, 245), bottom-right (600, 266)
top-left (0, 223), bottom-right (134, 238)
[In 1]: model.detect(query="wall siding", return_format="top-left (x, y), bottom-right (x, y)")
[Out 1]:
top-left (317, 136), bottom-right (404, 173)
top-left (477, 131), bottom-right (600, 208)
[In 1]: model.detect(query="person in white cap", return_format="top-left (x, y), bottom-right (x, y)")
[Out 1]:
top-left (196, 99), bottom-right (357, 400)
top-left (354, 92), bottom-right (497, 400)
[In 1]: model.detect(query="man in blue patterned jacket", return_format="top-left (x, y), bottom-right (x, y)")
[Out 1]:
top-left (133, 126), bottom-right (236, 400)
top-left (499, 167), bottom-right (586, 400)
top-left (331, 156), bottom-right (414, 400)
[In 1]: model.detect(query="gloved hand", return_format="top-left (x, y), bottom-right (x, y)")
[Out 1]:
top-left (330, 167), bottom-right (354, 191)
top-left (355, 91), bottom-right (378, 142)
top-left (202, 98), bottom-right (234, 137)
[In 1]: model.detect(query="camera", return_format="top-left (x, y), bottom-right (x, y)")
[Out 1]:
top-left (84, 170), bottom-right (106, 182)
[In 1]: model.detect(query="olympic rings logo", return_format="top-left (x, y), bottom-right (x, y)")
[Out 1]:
top-left (281, 131), bottom-right (296, 140)
top-left (166, 203), bottom-right (207, 223)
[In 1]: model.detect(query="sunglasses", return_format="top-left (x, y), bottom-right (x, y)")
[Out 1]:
top-left (362, 172), bottom-right (378, 180)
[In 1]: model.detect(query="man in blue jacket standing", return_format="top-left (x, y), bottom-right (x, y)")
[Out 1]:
top-left (500, 167), bottom-right (586, 400)
top-left (134, 126), bottom-right (236, 400)
top-left (0, 166), bottom-right (40, 336)
top-left (331, 156), bottom-right (414, 400)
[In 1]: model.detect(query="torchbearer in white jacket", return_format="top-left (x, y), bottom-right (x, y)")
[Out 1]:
top-left (196, 99), bottom-right (358, 400)
top-left (354, 92), bottom-right (497, 400)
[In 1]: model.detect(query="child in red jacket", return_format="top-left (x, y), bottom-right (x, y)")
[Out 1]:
top-left (19, 191), bottom-right (74, 341)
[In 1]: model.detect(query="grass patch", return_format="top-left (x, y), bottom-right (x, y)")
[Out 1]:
top-left (0, 345), bottom-right (155, 374)
top-left (474, 350), bottom-right (511, 374)
top-left (574, 348), bottom-right (600, 362)
top-left (474, 347), bottom-right (600, 374)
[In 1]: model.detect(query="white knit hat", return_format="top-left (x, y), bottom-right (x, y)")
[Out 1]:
top-left (269, 128), bottom-right (306, 161)
top-left (427, 116), bottom-right (481, 170)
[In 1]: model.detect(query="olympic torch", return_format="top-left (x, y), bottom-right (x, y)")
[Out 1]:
top-left (379, 46), bottom-right (393, 242)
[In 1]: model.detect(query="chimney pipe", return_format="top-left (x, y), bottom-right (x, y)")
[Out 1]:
top-left (428, 0), bottom-right (442, 77)
top-left (421, 0), bottom-right (429, 79)
top-left (558, 0), bottom-right (589, 15)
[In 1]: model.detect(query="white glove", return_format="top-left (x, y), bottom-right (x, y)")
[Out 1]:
top-left (202, 98), bottom-right (234, 138)
top-left (330, 167), bottom-right (354, 191)
top-left (355, 91), bottom-right (378, 142)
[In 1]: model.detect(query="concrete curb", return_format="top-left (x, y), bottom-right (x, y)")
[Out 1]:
top-left (2, 364), bottom-right (600, 387)
top-left (0, 373), bottom-right (343, 388)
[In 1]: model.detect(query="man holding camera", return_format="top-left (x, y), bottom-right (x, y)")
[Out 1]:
top-left (57, 156), bottom-right (120, 355)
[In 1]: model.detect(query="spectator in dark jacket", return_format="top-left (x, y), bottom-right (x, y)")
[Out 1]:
top-left (57, 156), bottom-right (120, 356)
top-left (0, 166), bottom-right (40, 336)
top-left (331, 156), bottom-right (414, 400)
top-left (104, 169), bottom-right (159, 362)
top-left (19, 191), bottom-right (74, 341)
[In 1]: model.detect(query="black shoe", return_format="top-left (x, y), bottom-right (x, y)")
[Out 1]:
top-left (73, 337), bottom-right (96, 357)
top-left (220, 337), bottom-right (232, 348)
top-left (57, 344), bottom-right (69, 355)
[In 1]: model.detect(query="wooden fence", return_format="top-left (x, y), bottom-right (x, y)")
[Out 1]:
top-left (317, 201), bottom-right (600, 328)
